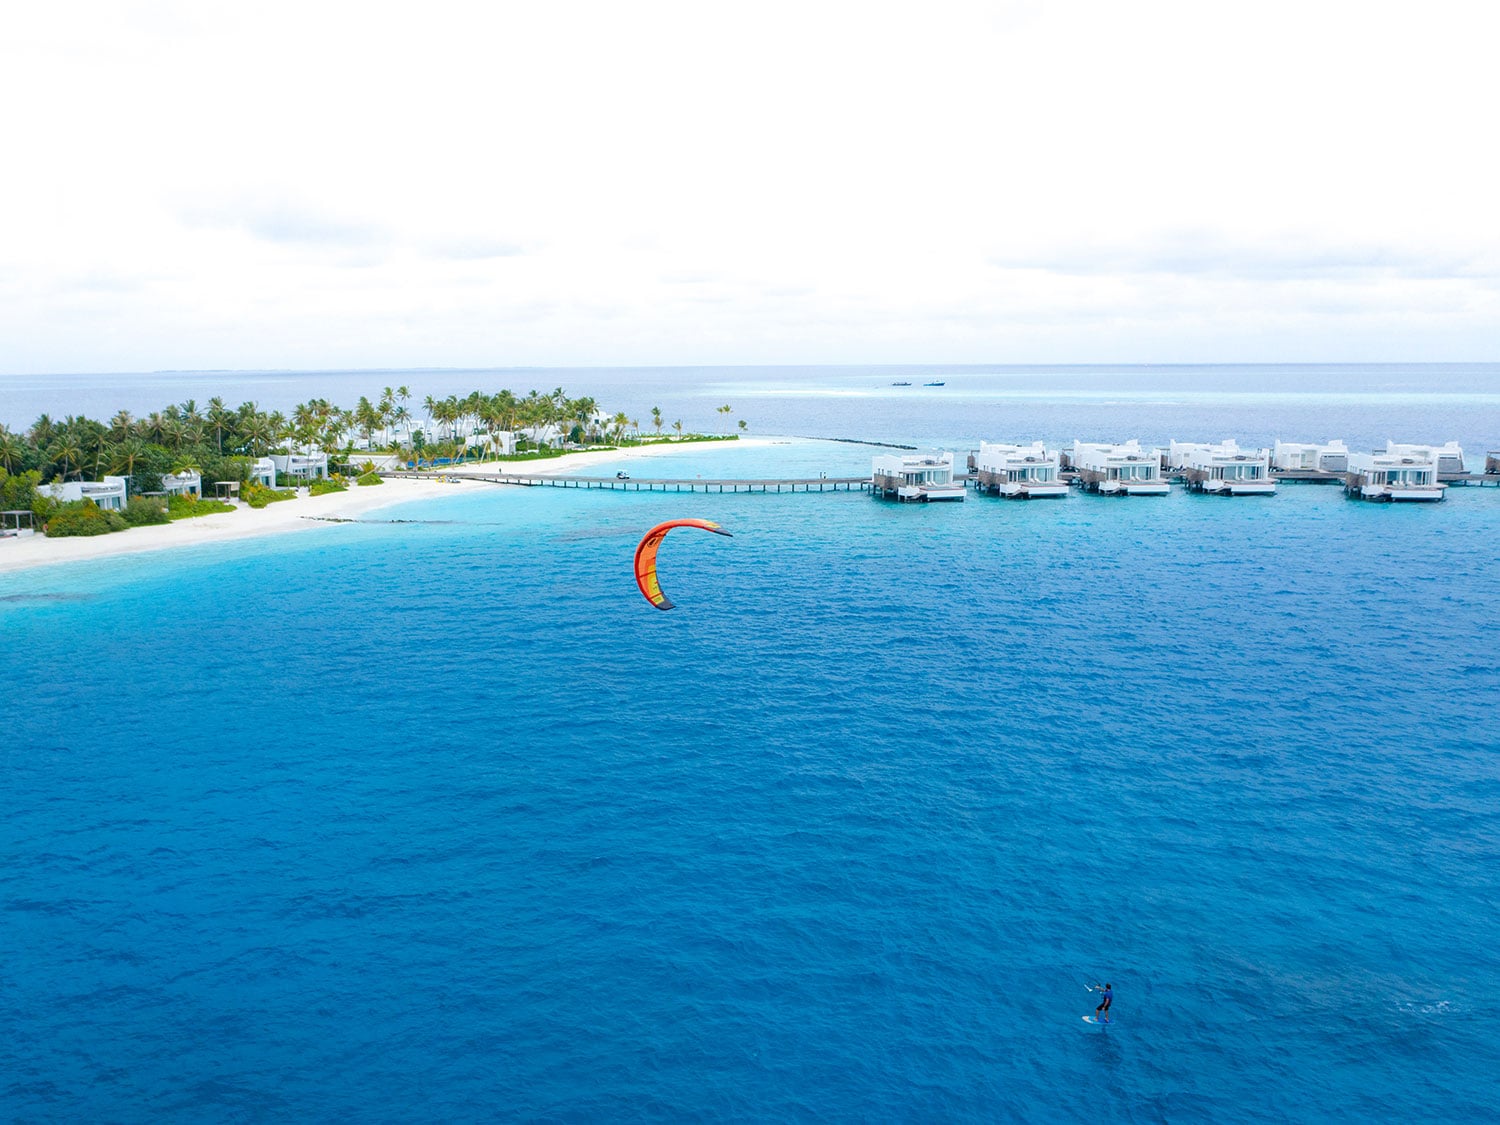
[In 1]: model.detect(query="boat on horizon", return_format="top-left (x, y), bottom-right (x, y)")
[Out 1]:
top-left (891, 381), bottom-right (912, 386)
top-left (924, 380), bottom-right (945, 386)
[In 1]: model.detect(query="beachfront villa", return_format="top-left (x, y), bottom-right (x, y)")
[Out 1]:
top-left (971, 441), bottom-right (1067, 498)
top-left (1271, 439), bottom-right (1350, 473)
top-left (161, 469), bottom-right (202, 498)
top-left (250, 457), bottom-right (277, 487)
top-left (1385, 441), bottom-right (1465, 478)
top-left (1070, 441), bottom-right (1170, 496)
top-left (1344, 450), bottom-right (1445, 501)
top-left (1168, 440), bottom-right (1275, 495)
top-left (871, 451), bottom-right (965, 502)
top-left (270, 452), bottom-right (330, 483)
top-left (39, 476), bottom-right (128, 511)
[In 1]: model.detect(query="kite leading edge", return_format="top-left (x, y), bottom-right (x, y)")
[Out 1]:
top-left (633, 518), bottom-right (733, 610)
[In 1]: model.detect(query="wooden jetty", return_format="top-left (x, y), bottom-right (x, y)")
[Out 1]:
top-left (388, 471), bottom-right (871, 493)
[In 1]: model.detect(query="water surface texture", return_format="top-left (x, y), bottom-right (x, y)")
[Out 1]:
top-left (3, 369), bottom-right (1498, 1122)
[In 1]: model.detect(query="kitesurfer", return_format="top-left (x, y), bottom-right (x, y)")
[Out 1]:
top-left (1092, 982), bottom-right (1113, 1022)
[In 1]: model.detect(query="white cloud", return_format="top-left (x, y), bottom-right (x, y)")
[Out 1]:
top-left (1, 0), bottom-right (1497, 370)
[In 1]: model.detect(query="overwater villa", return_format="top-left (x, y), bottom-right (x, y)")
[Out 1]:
top-left (871, 451), bottom-right (965, 502)
top-left (1344, 450), bottom-right (1445, 502)
top-left (1384, 441), bottom-right (1465, 479)
top-left (39, 476), bottom-right (128, 511)
top-left (971, 441), bottom-right (1067, 498)
top-left (1070, 441), bottom-right (1170, 496)
top-left (1271, 439), bottom-right (1350, 474)
top-left (1168, 440), bottom-right (1275, 495)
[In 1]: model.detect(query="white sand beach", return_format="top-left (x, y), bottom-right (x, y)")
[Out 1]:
top-left (0, 438), bottom-right (780, 575)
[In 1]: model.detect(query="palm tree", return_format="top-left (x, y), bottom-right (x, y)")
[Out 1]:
top-left (573, 396), bottom-right (598, 443)
top-left (493, 389), bottom-right (519, 436)
top-left (518, 392), bottom-right (548, 449)
top-left (47, 434), bottom-right (85, 482)
top-left (376, 388), bottom-right (395, 447)
top-left (207, 397), bottom-right (231, 454)
top-left (651, 407), bottom-right (663, 437)
top-left (241, 411), bottom-right (276, 457)
top-left (108, 409), bottom-right (135, 442)
top-left (142, 412), bottom-right (170, 445)
top-left (160, 416), bottom-right (186, 451)
top-left (391, 404), bottom-right (411, 452)
top-left (29, 414), bottom-right (57, 451)
top-left (672, 420), bottom-right (683, 439)
top-left (738, 419), bottom-right (747, 434)
top-left (396, 386), bottom-right (412, 445)
top-left (0, 425), bottom-right (26, 472)
top-left (479, 395), bottom-right (510, 460)
top-left (355, 396), bottom-right (379, 448)
top-left (110, 437), bottom-right (148, 479)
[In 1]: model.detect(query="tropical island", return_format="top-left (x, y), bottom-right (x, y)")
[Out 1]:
top-left (0, 384), bottom-right (746, 546)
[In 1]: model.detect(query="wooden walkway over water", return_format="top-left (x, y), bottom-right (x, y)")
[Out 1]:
top-left (388, 471), bottom-right (872, 493)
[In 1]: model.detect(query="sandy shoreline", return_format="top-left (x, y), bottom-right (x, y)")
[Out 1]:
top-left (0, 437), bottom-right (782, 576)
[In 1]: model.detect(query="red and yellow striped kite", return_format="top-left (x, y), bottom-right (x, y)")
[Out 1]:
top-left (633, 518), bottom-right (733, 610)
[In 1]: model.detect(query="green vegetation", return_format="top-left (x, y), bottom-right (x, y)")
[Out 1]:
top-left (0, 466), bottom-right (41, 515)
top-left (356, 471), bottom-right (384, 486)
top-left (309, 477), bottom-right (348, 496)
top-left (122, 496), bottom-right (169, 526)
top-left (243, 482), bottom-right (297, 509)
top-left (43, 499), bottom-right (127, 537)
top-left (167, 495), bottom-right (236, 520)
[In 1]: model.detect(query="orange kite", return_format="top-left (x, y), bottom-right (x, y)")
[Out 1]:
top-left (633, 518), bottom-right (733, 610)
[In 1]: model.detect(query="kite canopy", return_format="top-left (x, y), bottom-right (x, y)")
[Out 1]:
top-left (634, 518), bottom-right (733, 610)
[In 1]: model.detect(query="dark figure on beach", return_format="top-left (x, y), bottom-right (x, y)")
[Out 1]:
top-left (1094, 983), bottom-right (1113, 1021)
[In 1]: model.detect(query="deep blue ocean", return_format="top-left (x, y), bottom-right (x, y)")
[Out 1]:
top-left (3, 365), bottom-right (1499, 1122)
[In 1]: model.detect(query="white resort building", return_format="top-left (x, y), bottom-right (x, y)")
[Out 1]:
top-left (1168, 440), bottom-right (1275, 495)
top-left (1271, 439), bottom-right (1350, 474)
top-left (161, 469), bottom-right (202, 498)
top-left (1344, 450), bottom-right (1445, 502)
top-left (270, 452), bottom-right (330, 483)
top-left (971, 441), bottom-right (1067, 499)
top-left (250, 458), bottom-right (277, 487)
top-left (40, 476), bottom-right (129, 511)
top-left (1384, 441), bottom-right (1465, 478)
top-left (871, 451), bottom-right (965, 502)
top-left (1070, 441), bottom-right (1170, 496)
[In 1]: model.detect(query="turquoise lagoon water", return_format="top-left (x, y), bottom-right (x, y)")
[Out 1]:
top-left (4, 370), bottom-right (1500, 1122)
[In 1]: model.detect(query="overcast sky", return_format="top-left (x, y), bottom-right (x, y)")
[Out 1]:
top-left (2, 0), bottom-right (1496, 372)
